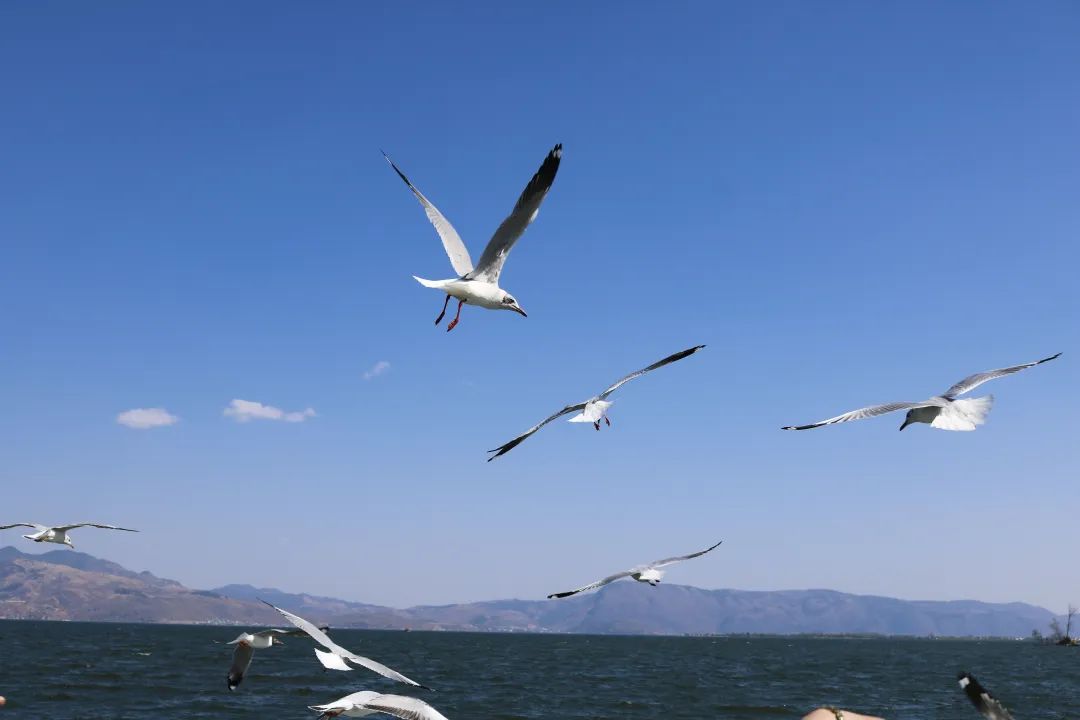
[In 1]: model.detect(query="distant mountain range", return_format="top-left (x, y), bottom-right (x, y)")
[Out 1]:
top-left (0, 546), bottom-right (1057, 637)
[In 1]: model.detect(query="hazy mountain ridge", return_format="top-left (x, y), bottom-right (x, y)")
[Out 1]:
top-left (0, 547), bottom-right (1056, 637)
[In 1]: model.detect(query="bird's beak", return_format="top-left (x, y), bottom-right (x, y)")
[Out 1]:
top-left (899, 419), bottom-right (911, 432)
top-left (512, 305), bottom-right (527, 317)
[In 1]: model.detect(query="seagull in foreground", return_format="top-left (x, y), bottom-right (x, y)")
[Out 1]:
top-left (383, 144), bottom-right (562, 331)
top-left (958, 672), bottom-right (1013, 720)
top-left (547, 540), bottom-right (722, 599)
top-left (262, 601), bottom-right (430, 690)
top-left (226, 627), bottom-right (322, 690)
top-left (488, 345), bottom-right (706, 460)
top-left (310, 691), bottom-right (449, 720)
top-left (782, 352), bottom-right (1061, 432)
top-left (0, 522), bottom-right (137, 549)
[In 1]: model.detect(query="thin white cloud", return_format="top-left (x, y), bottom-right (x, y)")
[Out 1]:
top-left (224, 399), bottom-right (316, 423)
top-left (363, 360), bottom-right (391, 381)
top-left (116, 407), bottom-right (179, 430)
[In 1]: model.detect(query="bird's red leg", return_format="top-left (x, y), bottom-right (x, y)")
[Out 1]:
top-left (434, 294), bottom-right (451, 326)
top-left (605, 416), bottom-right (611, 427)
top-left (446, 299), bottom-right (464, 332)
top-left (593, 421), bottom-right (600, 431)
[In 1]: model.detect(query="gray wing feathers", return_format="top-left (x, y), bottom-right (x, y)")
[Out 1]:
top-left (53, 523), bottom-right (138, 532)
top-left (599, 345), bottom-right (706, 399)
top-left (471, 144), bottom-right (562, 282)
top-left (361, 696), bottom-right (450, 720)
top-left (649, 540), bottom-right (723, 568)
top-left (548, 571), bottom-right (632, 599)
top-left (383, 152), bottom-right (474, 277)
top-left (943, 352), bottom-right (1061, 398)
top-left (227, 642), bottom-right (255, 690)
top-left (487, 402), bottom-right (587, 461)
top-left (782, 401), bottom-right (926, 430)
top-left (958, 673), bottom-right (1013, 720)
top-left (0, 523), bottom-right (40, 530)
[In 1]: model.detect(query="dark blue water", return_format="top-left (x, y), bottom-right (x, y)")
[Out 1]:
top-left (0, 621), bottom-right (1076, 718)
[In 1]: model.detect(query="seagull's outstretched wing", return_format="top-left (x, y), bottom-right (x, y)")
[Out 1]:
top-left (383, 152), bottom-right (474, 277)
top-left (942, 352), bottom-right (1061, 399)
top-left (52, 523), bottom-right (138, 532)
top-left (0, 523), bottom-right (42, 530)
top-left (958, 672), bottom-right (1013, 720)
top-left (487, 402), bottom-right (587, 461)
top-left (782, 401), bottom-right (926, 430)
top-left (646, 540), bottom-right (723, 569)
top-left (227, 642), bottom-right (255, 690)
top-left (470, 144), bottom-right (562, 283)
top-left (599, 345), bottom-right (706, 399)
top-left (262, 601), bottom-right (428, 689)
top-left (547, 570), bottom-right (633, 599)
top-left (356, 693), bottom-right (451, 720)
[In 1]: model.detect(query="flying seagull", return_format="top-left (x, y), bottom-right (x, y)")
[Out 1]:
top-left (383, 144), bottom-right (562, 331)
top-left (782, 352), bottom-right (1061, 432)
top-left (226, 627), bottom-right (324, 690)
top-left (547, 540), bottom-right (722, 599)
top-left (487, 345), bottom-right (706, 460)
top-left (262, 601), bottom-right (430, 689)
top-left (0, 522), bottom-right (137, 549)
top-left (310, 691), bottom-right (449, 720)
top-left (958, 672), bottom-right (1013, 720)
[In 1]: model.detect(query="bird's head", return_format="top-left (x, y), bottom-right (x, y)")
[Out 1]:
top-left (64, 538), bottom-right (75, 549)
top-left (899, 411), bottom-right (915, 431)
top-left (498, 292), bottom-right (527, 317)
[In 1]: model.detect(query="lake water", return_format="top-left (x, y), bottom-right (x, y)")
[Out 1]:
top-left (0, 621), bottom-right (1076, 718)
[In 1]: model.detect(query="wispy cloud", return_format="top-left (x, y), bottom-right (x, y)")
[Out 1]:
top-left (363, 360), bottom-right (391, 381)
top-left (223, 399), bottom-right (316, 423)
top-left (116, 407), bottom-right (179, 430)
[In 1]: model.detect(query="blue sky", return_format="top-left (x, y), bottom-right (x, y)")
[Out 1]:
top-left (1, 2), bottom-right (1077, 612)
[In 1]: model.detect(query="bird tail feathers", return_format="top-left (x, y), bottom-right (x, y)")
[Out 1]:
top-left (932, 395), bottom-right (994, 431)
top-left (412, 276), bottom-right (446, 289)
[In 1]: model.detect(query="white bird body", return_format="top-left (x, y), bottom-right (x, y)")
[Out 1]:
top-left (632, 568), bottom-right (664, 585)
top-left (310, 691), bottom-right (449, 720)
top-left (568, 399), bottom-right (613, 424)
top-left (228, 632), bottom-right (277, 650)
top-left (385, 144), bottom-right (562, 331)
top-left (782, 353), bottom-right (1060, 432)
top-left (411, 277), bottom-right (508, 311)
top-left (0, 522), bottom-right (138, 549)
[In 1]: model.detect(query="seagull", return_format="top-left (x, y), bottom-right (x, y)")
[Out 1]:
top-left (547, 540), bottom-right (722, 599)
top-left (309, 691), bottom-right (449, 720)
top-left (383, 144), bottom-right (562, 332)
top-left (226, 627), bottom-right (320, 690)
top-left (0, 522), bottom-right (137, 549)
top-left (781, 352), bottom-right (1061, 432)
top-left (262, 600), bottom-right (430, 689)
top-left (958, 672), bottom-right (1013, 720)
top-left (487, 345), bottom-right (706, 460)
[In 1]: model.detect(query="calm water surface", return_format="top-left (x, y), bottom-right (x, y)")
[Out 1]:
top-left (1, 621), bottom-right (1076, 719)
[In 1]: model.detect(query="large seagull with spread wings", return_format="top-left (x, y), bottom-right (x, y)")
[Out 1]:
top-left (0, 522), bottom-right (137, 549)
top-left (487, 345), bottom-right (706, 461)
top-left (548, 541), bottom-right (722, 599)
top-left (383, 144), bottom-right (562, 332)
top-left (782, 352), bottom-right (1060, 432)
